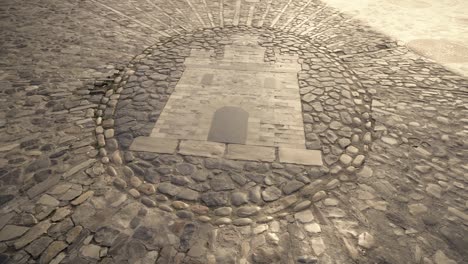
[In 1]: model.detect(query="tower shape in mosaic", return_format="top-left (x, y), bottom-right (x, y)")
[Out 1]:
top-left (150, 34), bottom-right (305, 148)
top-left (130, 34), bottom-right (323, 166)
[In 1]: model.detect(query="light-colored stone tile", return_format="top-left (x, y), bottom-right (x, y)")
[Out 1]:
top-left (129, 137), bottom-right (178, 154)
top-left (226, 144), bottom-right (276, 162)
top-left (179, 140), bottom-right (225, 158)
top-left (279, 148), bottom-right (323, 166)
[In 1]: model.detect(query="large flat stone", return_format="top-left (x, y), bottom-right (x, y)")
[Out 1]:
top-left (179, 140), bottom-right (225, 158)
top-left (130, 137), bottom-right (178, 154)
top-left (279, 148), bottom-right (323, 166)
top-left (27, 174), bottom-right (61, 199)
top-left (0, 225), bottom-right (29, 242)
top-left (225, 144), bottom-right (276, 162)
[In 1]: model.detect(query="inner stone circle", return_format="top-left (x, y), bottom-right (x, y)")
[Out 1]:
top-left (107, 27), bottom-right (373, 223)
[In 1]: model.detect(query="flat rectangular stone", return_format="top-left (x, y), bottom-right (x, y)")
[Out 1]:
top-left (27, 174), bottom-right (61, 199)
top-left (0, 143), bottom-right (19, 152)
top-left (179, 140), bottom-right (225, 158)
top-left (226, 144), bottom-right (276, 162)
top-left (279, 148), bottom-right (323, 166)
top-left (130, 137), bottom-right (178, 154)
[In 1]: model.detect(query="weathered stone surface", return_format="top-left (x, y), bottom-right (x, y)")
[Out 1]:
top-left (80, 244), bottom-right (102, 260)
top-left (14, 221), bottom-right (51, 249)
top-left (279, 148), bottom-right (323, 166)
top-left (175, 188), bottom-right (199, 201)
top-left (210, 175), bottom-right (235, 191)
top-left (130, 137), bottom-right (178, 154)
top-left (25, 236), bottom-right (53, 259)
top-left (282, 180), bottom-right (305, 195)
top-left (201, 192), bottom-right (229, 207)
top-left (71, 191), bottom-right (94, 206)
top-left (262, 186), bottom-right (282, 202)
top-left (0, 225), bottom-right (29, 242)
top-left (231, 192), bottom-right (248, 206)
top-left (179, 140), bottom-right (225, 158)
top-left (237, 206), bottom-right (261, 217)
top-left (226, 144), bottom-right (276, 162)
top-left (39, 241), bottom-right (68, 264)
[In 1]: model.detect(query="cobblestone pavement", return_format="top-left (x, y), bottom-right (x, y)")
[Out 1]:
top-left (0, 0), bottom-right (467, 263)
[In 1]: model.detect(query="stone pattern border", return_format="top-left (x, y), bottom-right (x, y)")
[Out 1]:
top-left (130, 137), bottom-right (324, 166)
top-left (93, 27), bottom-right (374, 225)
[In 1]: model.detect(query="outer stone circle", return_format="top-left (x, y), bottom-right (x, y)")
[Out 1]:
top-left (100, 27), bottom-right (374, 224)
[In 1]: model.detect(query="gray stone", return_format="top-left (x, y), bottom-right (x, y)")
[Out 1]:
top-left (27, 174), bottom-right (61, 198)
top-left (133, 226), bottom-right (154, 241)
top-left (171, 176), bottom-right (190, 186)
top-left (381, 136), bottom-right (398, 145)
top-left (14, 221), bottom-right (51, 249)
top-left (208, 106), bottom-right (248, 144)
top-left (295, 210), bottom-right (314, 223)
top-left (252, 246), bottom-right (280, 263)
top-left (176, 210), bottom-right (194, 219)
top-left (25, 236), bottom-right (53, 258)
top-left (0, 225), bottom-right (29, 242)
top-left (66, 226), bottom-right (83, 244)
top-left (433, 250), bottom-right (456, 264)
top-left (312, 191), bottom-right (326, 202)
top-left (237, 206), bottom-right (261, 217)
top-left (201, 192), bottom-right (229, 207)
top-left (293, 201), bottom-right (312, 212)
top-left (157, 182), bottom-right (180, 196)
top-left (176, 188), bottom-right (199, 201)
top-left (282, 180), bottom-right (305, 195)
top-left (210, 175), bottom-right (235, 191)
top-left (279, 148), bottom-right (323, 166)
top-left (358, 232), bottom-right (375, 249)
top-left (80, 244), bottom-right (101, 260)
top-left (262, 186), bottom-right (282, 202)
top-left (231, 192), bottom-right (248, 206)
top-left (130, 137), bottom-right (178, 154)
top-left (214, 218), bottom-right (232, 225)
top-left (176, 163), bottom-right (196, 176)
top-left (230, 173), bottom-right (247, 186)
top-left (95, 226), bottom-right (120, 247)
top-left (249, 186), bottom-right (262, 204)
top-left (39, 241), bottom-right (67, 263)
top-left (426, 184), bottom-right (442, 199)
top-left (226, 144), bottom-right (276, 162)
top-left (48, 218), bottom-right (74, 237)
top-left (180, 140), bottom-right (225, 158)
top-left (141, 197), bottom-right (156, 207)
top-left (232, 218), bottom-right (253, 226)
top-left (214, 207), bottom-right (232, 216)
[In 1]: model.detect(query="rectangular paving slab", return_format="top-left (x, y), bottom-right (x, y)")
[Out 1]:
top-left (130, 137), bottom-right (178, 154)
top-left (279, 148), bottom-right (323, 166)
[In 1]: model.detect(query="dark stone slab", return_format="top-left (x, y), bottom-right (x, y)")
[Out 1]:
top-left (208, 106), bottom-right (248, 144)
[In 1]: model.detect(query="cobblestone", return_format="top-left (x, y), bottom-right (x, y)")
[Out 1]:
top-left (0, 0), bottom-right (466, 263)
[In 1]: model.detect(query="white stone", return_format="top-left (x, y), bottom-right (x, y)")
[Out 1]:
top-left (226, 144), bottom-right (275, 162)
top-left (80, 244), bottom-right (102, 260)
top-left (278, 148), bottom-right (323, 166)
top-left (433, 250), bottom-right (457, 264)
top-left (130, 137), bottom-right (178, 154)
top-left (381, 136), bottom-right (398, 145)
top-left (294, 210), bottom-right (314, 223)
top-left (311, 237), bottom-right (326, 255)
top-left (358, 232), bottom-right (375, 249)
top-left (179, 140), bottom-right (225, 158)
top-left (304, 223), bottom-right (321, 233)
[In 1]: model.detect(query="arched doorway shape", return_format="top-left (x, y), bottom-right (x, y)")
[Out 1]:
top-left (207, 106), bottom-right (249, 144)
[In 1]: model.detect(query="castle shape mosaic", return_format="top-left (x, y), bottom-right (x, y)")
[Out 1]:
top-left (130, 34), bottom-right (322, 165)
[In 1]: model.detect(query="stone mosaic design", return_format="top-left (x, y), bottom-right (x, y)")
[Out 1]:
top-left (135, 34), bottom-right (306, 152)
